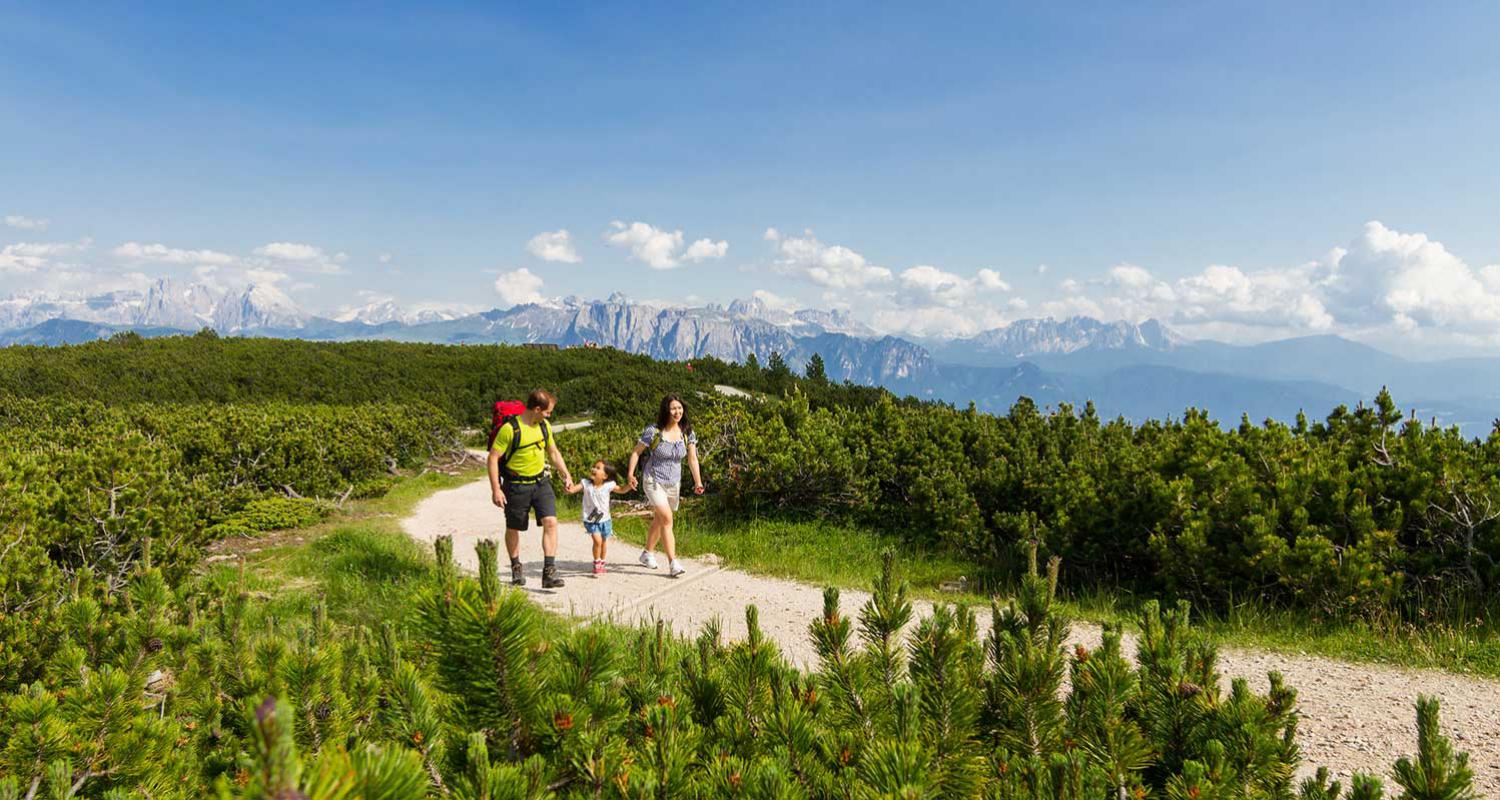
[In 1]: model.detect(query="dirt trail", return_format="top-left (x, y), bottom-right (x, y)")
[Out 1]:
top-left (403, 475), bottom-right (1500, 793)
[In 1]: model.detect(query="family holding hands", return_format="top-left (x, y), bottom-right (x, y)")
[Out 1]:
top-left (487, 390), bottom-right (704, 589)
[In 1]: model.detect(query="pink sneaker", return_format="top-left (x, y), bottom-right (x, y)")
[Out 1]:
top-left (593, 560), bottom-right (605, 575)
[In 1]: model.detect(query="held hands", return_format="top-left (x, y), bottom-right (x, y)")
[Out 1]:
top-left (564, 478), bottom-right (577, 493)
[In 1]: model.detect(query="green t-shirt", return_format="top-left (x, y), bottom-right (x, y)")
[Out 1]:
top-left (492, 418), bottom-right (551, 477)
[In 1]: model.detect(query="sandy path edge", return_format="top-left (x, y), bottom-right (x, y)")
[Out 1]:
top-left (402, 475), bottom-right (1500, 794)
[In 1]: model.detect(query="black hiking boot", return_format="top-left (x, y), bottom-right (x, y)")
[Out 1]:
top-left (510, 560), bottom-right (526, 587)
top-left (541, 564), bottom-right (565, 589)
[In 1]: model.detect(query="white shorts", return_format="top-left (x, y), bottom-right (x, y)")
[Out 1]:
top-left (642, 478), bottom-right (680, 511)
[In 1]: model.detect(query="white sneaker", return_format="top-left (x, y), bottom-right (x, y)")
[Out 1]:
top-left (639, 550), bottom-right (659, 569)
top-left (669, 560), bottom-right (686, 578)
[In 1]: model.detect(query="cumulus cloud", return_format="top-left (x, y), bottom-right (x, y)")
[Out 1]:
top-left (870, 304), bottom-right (1010, 339)
top-left (1013, 221), bottom-right (1500, 348)
top-left (605, 221), bottom-right (727, 270)
top-left (526, 229), bottom-right (582, 264)
top-left (684, 238), bottom-right (729, 262)
top-left (114, 241), bottom-right (236, 266)
top-left (494, 267), bottom-right (545, 307)
top-left (976, 269), bottom-right (1011, 291)
top-left (0, 238), bottom-right (92, 273)
top-left (244, 267), bottom-right (290, 286)
top-left (4, 215), bottom-right (49, 231)
top-left (1050, 259), bottom-right (1330, 336)
top-left (765, 228), bottom-right (892, 289)
top-left (1108, 263), bottom-right (1156, 290)
top-left (758, 229), bottom-right (1016, 337)
top-left (750, 289), bottom-right (800, 312)
top-left (253, 242), bottom-right (347, 274)
top-left (1321, 221), bottom-right (1500, 334)
top-left (896, 265), bottom-right (1011, 307)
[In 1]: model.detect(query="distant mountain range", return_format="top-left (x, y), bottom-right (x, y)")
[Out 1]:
top-left (3, 279), bottom-right (1497, 434)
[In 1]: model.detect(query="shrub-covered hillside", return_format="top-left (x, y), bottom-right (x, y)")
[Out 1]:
top-left (0, 334), bottom-right (1485, 797)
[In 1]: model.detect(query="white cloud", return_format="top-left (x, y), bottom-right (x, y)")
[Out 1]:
top-left (526, 229), bottom-right (582, 264)
top-left (1108, 263), bottom-right (1156, 290)
top-left (378, 252), bottom-right (393, 264)
top-left (751, 289), bottom-right (800, 312)
top-left (684, 238), bottom-right (729, 262)
top-left (1013, 221), bottom-right (1500, 347)
top-left (897, 265), bottom-right (1010, 307)
top-left (244, 267), bottom-right (290, 285)
top-left (1321, 221), bottom-right (1500, 333)
top-left (605, 221), bottom-right (725, 270)
top-left (4, 215), bottom-right (49, 231)
top-left (765, 228), bottom-right (892, 289)
top-left (253, 241), bottom-right (346, 274)
top-left (0, 238), bottom-right (92, 273)
top-left (114, 241), bottom-right (236, 266)
top-left (976, 268), bottom-right (1011, 291)
top-left (494, 267), bottom-right (545, 307)
top-left (870, 304), bottom-right (1009, 339)
top-left (255, 242), bottom-right (321, 261)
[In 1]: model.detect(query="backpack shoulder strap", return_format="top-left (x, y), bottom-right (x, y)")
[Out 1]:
top-left (541, 419), bottom-right (552, 449)
top-left (501, 416), bottom-right (523, 464)
top-left (640, 427), bottom-right (661, 469)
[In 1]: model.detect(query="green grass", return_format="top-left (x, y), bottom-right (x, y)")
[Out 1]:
top-left (1183, 595), bottom-right (1500, 677)
top-left (601, 505), bottom-right (1500, 678)
top-left (607, 510), bottom-right (977, 602)
top-left (202, 469), bottom-right (479, 631)
top-left (205, 472), bottom-right (1500, 679)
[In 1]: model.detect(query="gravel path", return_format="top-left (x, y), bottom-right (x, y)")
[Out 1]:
top-left (403, 476), bottom-right (1500, 793)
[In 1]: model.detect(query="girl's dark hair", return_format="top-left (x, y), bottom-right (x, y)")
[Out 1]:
top-left (596, 460), bottom-right (619, 482)
top-left (655, 394), bottom-right (692, 436)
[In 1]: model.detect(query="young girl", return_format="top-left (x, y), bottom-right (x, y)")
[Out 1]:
top-left (567, 460), bottom-right (631, 574)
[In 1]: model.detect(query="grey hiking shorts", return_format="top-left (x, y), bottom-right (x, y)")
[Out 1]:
top-left (502, 478), bottom-right (557, 531)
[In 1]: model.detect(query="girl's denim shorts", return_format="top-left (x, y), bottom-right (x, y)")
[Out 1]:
top-left (583, 519), bottom-right (614, 538)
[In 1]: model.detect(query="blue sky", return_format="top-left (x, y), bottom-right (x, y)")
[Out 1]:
top-left (2, 2), bottom-right (1498, 353)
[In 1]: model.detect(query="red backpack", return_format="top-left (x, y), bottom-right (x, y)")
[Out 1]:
top-left (487, 400), bottom-right (550, 472)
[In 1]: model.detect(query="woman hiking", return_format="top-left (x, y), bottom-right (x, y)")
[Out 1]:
top-left (627, 393), bottom-right (704, 578)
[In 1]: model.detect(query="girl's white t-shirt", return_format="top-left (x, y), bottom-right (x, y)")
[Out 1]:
top-left (581, 480), bottom-right (615, 522)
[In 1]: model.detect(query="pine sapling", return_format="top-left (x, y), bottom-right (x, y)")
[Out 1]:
top-left (1391, 696), bottom-right (1476, 800)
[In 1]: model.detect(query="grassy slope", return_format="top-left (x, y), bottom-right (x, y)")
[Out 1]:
top-left (202, 470), bottom-right (476, 631)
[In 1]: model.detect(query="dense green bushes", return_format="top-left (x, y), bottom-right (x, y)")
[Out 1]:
top-left (701, 389), bottom-right (1500, 620)
top-left (7, 332), bottom-right (1497, 621)
top-left (0, 540), bottom-right (1474, 798)
top-left (0, 398), bottom-right (455, 692)
top-left (0, 336), bottom-right (901, 427)
top-left (0, 337), bottom-right (737, 426)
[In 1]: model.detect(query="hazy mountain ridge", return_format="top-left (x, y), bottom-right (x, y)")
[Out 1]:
top-left (4, 284), bottom-right (1497, 432)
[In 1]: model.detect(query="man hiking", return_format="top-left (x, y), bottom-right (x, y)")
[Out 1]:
top-left (489, 389), bottom-right (576, 588)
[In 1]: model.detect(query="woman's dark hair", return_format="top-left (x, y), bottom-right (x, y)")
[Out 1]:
top-left (655, 394), bottom-right (692, 436)
top-left (596, 460), bottom-right (619, 482)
